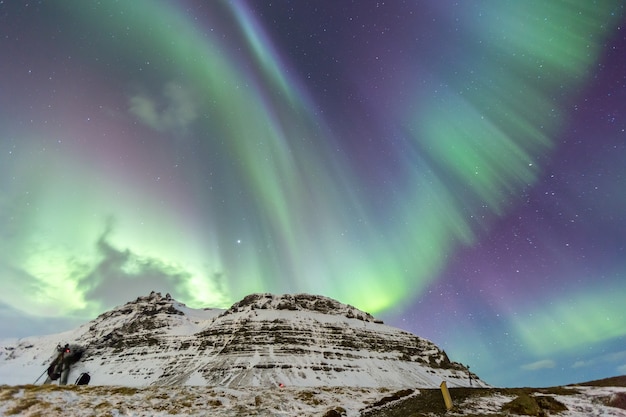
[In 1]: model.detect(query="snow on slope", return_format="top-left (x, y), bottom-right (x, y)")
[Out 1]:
top-left (0, 292), bottom-right (485, 389)
top-left (0, 293), bottom-right (222, 386)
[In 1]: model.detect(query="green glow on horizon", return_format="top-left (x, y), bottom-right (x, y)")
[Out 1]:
top-left (512, 287), bottom-right (626, 356)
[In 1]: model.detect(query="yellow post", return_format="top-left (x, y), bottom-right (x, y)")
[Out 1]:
top-left (440, 381), bottom-right (453, 411)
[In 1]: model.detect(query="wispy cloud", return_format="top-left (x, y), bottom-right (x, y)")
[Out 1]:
top-left (76, 220), bottom-right (218, 311)
top-left (521, 359), bottom-right (556, 371)
top-left (129, 81), bottom-right (199, 133)
top-left (570, 351), bottom-right (626, 370)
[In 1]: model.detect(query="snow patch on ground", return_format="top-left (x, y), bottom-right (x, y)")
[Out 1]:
top-left (2, 385), bottom-right (626, 417)
top-left (554, 386), bottom-right (626, 417)
top-left (0, 385), bottom-right (390, 417)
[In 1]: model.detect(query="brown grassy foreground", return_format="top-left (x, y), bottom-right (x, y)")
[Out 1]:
top-left (0, 384), bottom-right (383, 416)
top-left (571, 375), bottom-right (626, 388)
top-left (361, 387), bottom-right (579, 417)
top-left (1, 380), bottom-right (626, 417)
top-left (361, 381), bottom-right (626, 417)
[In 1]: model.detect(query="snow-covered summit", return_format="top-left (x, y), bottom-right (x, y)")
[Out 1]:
top-left (222, 292), bottom-right (382, 323)
top-left (0, 292), bottom-right (486, 389)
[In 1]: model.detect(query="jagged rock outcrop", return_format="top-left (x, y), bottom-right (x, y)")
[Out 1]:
top-left (223, 293), bottom-right (383, 323)
top-left (86, 291), bottom-right (186, 354)
top-left (0, 292), bottom-right (485, 388)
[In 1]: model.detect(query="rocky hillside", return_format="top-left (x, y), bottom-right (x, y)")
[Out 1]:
top-left (0, 292), bottom-right (484, 389)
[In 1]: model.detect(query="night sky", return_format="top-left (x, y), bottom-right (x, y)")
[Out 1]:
top-left (1, 1), bottom-right (625, 387)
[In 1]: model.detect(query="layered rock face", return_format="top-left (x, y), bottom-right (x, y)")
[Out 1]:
top-left (189, 293), bottom-right (472, 387)
top-left (1, 292), bottom-right (485, 388)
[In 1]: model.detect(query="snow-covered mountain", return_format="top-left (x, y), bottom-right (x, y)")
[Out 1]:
top-left (0, 292), bottom-right (485, 389)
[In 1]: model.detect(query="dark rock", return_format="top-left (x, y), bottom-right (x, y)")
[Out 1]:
top-left (322, 407), bottom-right (346, 417)
top-left (502, 393), bottom-right (567, 416)
top-left (607, 392), bottom-right (626, 410)
top-left (536, 395), bottom-right (568, 413)
top-left (502, 394), bottom-right (542, 416)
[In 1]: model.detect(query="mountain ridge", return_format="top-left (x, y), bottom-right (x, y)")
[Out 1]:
top-left (0, 291), bottom-right (485, 389)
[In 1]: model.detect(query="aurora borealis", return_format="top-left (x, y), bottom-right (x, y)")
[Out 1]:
top-left (1, 1), bottom-right (625, 387)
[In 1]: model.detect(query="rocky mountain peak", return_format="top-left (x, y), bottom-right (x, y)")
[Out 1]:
top-left (84, 291), bottom-right (186, 354)
top-left (222, 292), bottom-right (383, 323)
top-left (93, 291), bottom-right (183, 322)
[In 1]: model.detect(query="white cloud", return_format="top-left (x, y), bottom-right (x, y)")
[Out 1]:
top-left (521, 359), bottom-right (556, 371)
top-left (570, 351), bottom-right (626, 370)
top-left (605, 351), bottom-right (626, 363)
top-left (129, 81), bottom-right (198, 132)
top-left (129, 96), bottom-right (160, 129)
